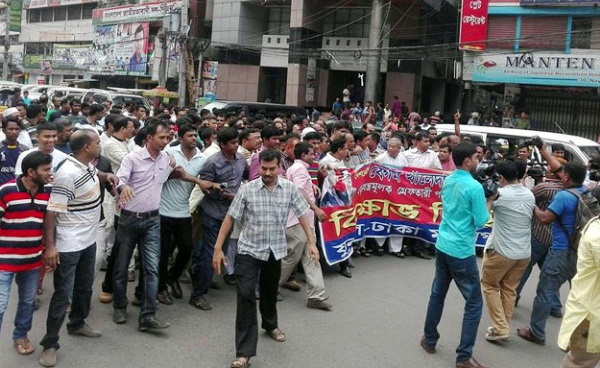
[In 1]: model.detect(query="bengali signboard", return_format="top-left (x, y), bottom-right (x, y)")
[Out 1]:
top-left (469, 52), bottom-right (600, 87)
top-left (9, 0), bottom-right (23, 33)
top-left (319, 163), bottom-right (491, 265)
top-left (459, 0), bottom-right (489, 51)
top-left (91, 23), bottom-right (149, 76)
top-left (92, 0), bottom-right (182, 25)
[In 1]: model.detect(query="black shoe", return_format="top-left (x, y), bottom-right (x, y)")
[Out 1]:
top-left (113, 308), bottom-right (127, 324)
top-left (340, 268), bottom-right (352, 278)
top-left (374, 247), bottom-right (384, 256)
top-left (168, 279), bottom-right (183, 299)
top-left (139, 316), bottom-right (170, 331)
top-left (550, 309), bottom-right (563, 318)
top-left (189, 296), bottom-right (212, 311)
top-left (223, 274), bottom-right (236, 286)
top-left (414, 251), bottom-right (432, 260)
top-left (157, 290), bottom-right (173, 305)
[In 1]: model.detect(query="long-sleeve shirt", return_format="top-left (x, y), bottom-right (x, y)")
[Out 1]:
top-left (436, 169), bottom-right (489, 259)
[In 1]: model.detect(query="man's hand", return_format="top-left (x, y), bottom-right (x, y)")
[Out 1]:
top-left (454, 111), bottom-right (461, 121)
top-left (314, 208), bottom-right (326, 222)
top-left (118, 185), bottom-right (135, 204)
top-left (198, 179), bottom-right (222, 193)
top-left (212, 249), bottom-right (227, 275)
top-left (312, 184), bottom-right (321, 199)
top-left (44, 246), bottom-right (60, 271)
top-left (170, 166), bottom-right (185, 179)
top-left (105, 173), bottom-right (119, 190)
top-left (168, 154), bottom-right (176, 169)
top-left (308, 244), bottom-right (320, 264)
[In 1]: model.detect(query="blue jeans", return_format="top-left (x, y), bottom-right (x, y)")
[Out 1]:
top-left (530, 248), bottom-right (576, 341)
top-left (424, 249), bottom-right (483, 362)
top-left (190, 210), bottom-right (227, 301)
top-left (516, 236), bottom-right (562, 313)
top-left (0, 268), bottom-right (40, 340)
top-left (113, 213), bottom-right (161, 323)
top-left (40, 244), bottom-right (96, 350)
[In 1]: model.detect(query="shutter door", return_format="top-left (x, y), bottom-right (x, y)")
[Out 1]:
top-left (520, 16), bottom-right (567, 50)
top-left (487, 16), bottom-right (517, 50)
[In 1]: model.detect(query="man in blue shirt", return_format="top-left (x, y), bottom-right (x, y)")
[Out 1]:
top-left (518, 162), bottom-right (586, 345)
top-left (0, 117), bottom-right (28, 185)
top-left (421, 142), bottom-right (490, 368)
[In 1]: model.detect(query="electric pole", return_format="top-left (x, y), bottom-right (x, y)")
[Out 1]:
top-left (177, 0), bottom-right (188, 107)
top-left (365, 0), bottom-right (383, 104)
top-left (158, 0), bottom-right (168, 87)
top-left (2, 2), bottom-right (9, 81)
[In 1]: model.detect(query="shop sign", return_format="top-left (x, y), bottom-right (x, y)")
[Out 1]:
top-left (469, 52), bottom-right (600, 87)
top-left (92, 0), bottom-right (181, 25)
top-left (459, 0), bottom-right (489, 51)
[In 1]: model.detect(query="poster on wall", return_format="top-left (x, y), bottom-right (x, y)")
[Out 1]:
top-left (201, 61), bottom-right (218, 80)
top-left (91, 22), bottom-right (149, 76)
top-left (52, 44), bottom-right (93, 70)
top-left (202, 61), bottom-right (218, 100)
top-left (306, 58), bottom-right (316, 103)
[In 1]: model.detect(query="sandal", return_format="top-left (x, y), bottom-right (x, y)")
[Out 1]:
top-left (230, 356), bottom-right (251, 368)
top-left (267, 328), bottom-right (286, 342)
top-left (14, 338), bottom-right (35, 355)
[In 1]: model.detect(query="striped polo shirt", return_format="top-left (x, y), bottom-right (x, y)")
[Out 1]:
top-left (0, 177), bottom-right (51, 272)
top-left (48, 155), bottom-right (101, 253)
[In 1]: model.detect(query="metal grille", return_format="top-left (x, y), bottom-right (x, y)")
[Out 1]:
top-left (526, 93), bottom-right (600, 141)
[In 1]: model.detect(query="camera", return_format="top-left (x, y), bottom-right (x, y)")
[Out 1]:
top-left (475, 165), bottom-right (500, 198)
top-left (523, 136), bottom-right (544, 149)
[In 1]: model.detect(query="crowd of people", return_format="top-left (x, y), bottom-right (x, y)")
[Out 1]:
top-left (0, 91), bottom-right (597, 368)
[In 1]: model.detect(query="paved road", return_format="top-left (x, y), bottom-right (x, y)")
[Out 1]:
top-left (1, 254), bottom-right (569, 368)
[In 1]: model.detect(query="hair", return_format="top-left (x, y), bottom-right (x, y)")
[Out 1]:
top-left (89, 103), bottom-right (104, 116)
top-left (217, 127), bottom-right (239, 145)
top-left (330, 137), bottom-right (347, 153)
top-left (258, 125), bottom-right (280, 141)
top-left (495, 159), bottom-right (520, 182)
top-left (144, 117), bottom-right (168, 137)
top-left (452, 142), bottom-right (477, 167)
top-left (104, 114), bottom-right (118, 130)
top-left (70, 98), bottom-right (81, 106)
top-left (333, 121), bottom-right (352, 133)
top-left (553, 143), bottom-right (565, 152)
top-left (564, 162), bottom-right (587, 185)
top-left (21, 151), bottom-right (53, 175)
top-left (2, 115), bottom-right (20, 130)
top-left (427, 127), bottom-right (437, 133)
top-left (439, 143), bottom-right (452, 152)
top-left (134, 126), bottom-right (148, 147)
top-left (135, 104), bottom-right (147, 112)
top-left (177, 124), bottom-right (196, 138)
top-left (113, 116), bottom-right (131, 132)
top-left (239, 128), bottom-right (259, 142)
top-left (517, 142), bottom-right (529, 150)
top-left (70, 130), bottom-right (94, 153)
top-left (368, 132), bottom-right (381, 145)
top-left (54, 118), bottom-right (72, 132)
top-left (415, 131), bottom-right (430, 142)
top-left (36, 121), bottom-right (58, 134)
top-left (259, 148), bottom-right (281, 165)
top-left (199, 128), bottom-right (215, 141)
top-left (26, 103), bottom-right (42, 119)
top-left (303, 131), bottom-right (321, 142)
top-left (354, 131), bottom-right (368, 142)
top-left (294, 141), bottom-right (312, 159)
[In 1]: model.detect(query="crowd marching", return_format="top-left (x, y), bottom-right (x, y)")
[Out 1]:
top-left (0, 90), bottom-right (598, 368)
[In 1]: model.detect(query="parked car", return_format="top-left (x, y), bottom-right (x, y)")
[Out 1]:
top-left (46, 87), bottom-right (89, 102)
top-left (83, 89), bottom-right (151, 110)
top-left (202, 100), bottom-right (306, 120)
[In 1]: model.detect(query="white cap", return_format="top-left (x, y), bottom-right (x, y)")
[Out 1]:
top-left (471, 112), bottom-right (480, 118)
top-left (434, 111), bottom-right (441, 117)
top-left (301, 127), bottom-right (316, 140)
top-left (2, 107), bottom-right (18, 118)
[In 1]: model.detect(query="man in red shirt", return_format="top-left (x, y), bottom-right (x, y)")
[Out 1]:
top-left (0, 151), bottom-right (53, 356)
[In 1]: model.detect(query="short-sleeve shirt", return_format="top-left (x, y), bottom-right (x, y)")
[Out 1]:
top-left (47, 156), bottom-right (101, 252)
top-left (0, 142), bottom-right (27, 185)
top-left (159, 146), bottom-right (206, 218)
top-left (14, 148), bottom-right (69, 177)
top-left (229, 177), bottom-right (309, 261)
top-left (548, 187), bottom-right (583, 251)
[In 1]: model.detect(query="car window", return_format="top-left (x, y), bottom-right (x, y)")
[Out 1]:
top-left (580, 145), bottom-right (600, 160)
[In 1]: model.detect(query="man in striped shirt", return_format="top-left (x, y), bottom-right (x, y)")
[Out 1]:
top-left (0, 151), bottom-right (53, 356)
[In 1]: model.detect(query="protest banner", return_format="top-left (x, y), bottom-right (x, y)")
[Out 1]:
top-left (319, 163), bottom-right (491, 265)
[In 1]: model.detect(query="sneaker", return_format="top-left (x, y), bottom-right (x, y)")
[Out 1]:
top-left (68, 323), bottom-right (101, 337)
top-left (99, 292), bottom-right (113, 304)
top-left (306, 298), bottom-right (333, 310)
top-left (139, 316), bottom-right (170, 331)
top-left (39, 348), bottom-right (58, 367)
top-left (113, 308), bottom-right (127, 324)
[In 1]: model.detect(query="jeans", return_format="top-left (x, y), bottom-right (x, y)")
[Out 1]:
top-left (424, 249), bottom-right (483, 363)
top-left (40, 244), bottom-right (96, 350)
top-left (113, 213), bottom-right (161, 323)
top-left (0, 268), bottom-right (40, 340)
top-left (190, 210), bottom-right (226, 301)
top-left (530, 248), bottom-right (576, 340)
top-left (235, 252), bottom-right (281, 358)
top-left (516, 235), bottom-right (562, 313)
top-left (159, 216), bottom-right (193, 292)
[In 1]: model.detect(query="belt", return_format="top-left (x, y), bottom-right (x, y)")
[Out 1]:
top-left (121, 209), bottom-right (159, 219)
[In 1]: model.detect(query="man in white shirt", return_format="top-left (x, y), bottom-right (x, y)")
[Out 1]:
top-left (375, 138), bottom-right (409, 257)
top-left (15, 122), bottom-right (68, 176)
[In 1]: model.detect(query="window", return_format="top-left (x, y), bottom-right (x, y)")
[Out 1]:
top-left (82, 3), bottom-right (95, 19)
top-left (267, 7), bottom-right (291, 35)
top-left (28, 3), bottom-right (98, 23)
top-left (571, 17), bottom-right (593, 49)
top-left (323, 8), bottom-right (370, 38)
top-left (54, 6), bottom-right (67, 21)
top-left (68, 5), bottom-right (81, 20)
top-left (28, 9), bottom-right (42, 23)
top-left (41, 8), bottom-right (54, 22)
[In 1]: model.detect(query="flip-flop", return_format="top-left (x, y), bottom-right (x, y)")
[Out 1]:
top-left (230, 356), bottom-right (250, 368)
top-left (14, 338), bottom-right (35, 355)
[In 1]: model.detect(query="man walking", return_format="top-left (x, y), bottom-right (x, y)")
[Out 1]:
top-left (39, 130), bottom-right (117, 367)
top-left (421, 142), bottom-right (490, 368)
top-left (0, 117), bottom-right (28, 185)
top-left (212, 149), bottom-right (317, 368)
top-left (0, 152), bottom-right (52, 356)
top-left (112, 118), bottom-right (174, 331)
top-left (481, 159), bottom-right (535, 341)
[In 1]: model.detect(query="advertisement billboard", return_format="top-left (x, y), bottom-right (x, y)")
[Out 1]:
top-left (9, 0), bottom-right (23, 33)
top-left (52, 44), bottom-right (93, 70)
top-left (459, 0), bottom-right (490, 51)
top-left (92, 0), bottom-right (181, 25)
top-left (91, 23), bottom-right (150, 76)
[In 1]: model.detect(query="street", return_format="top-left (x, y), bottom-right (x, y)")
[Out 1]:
top-left (1, 254), bottom-right (568, 368)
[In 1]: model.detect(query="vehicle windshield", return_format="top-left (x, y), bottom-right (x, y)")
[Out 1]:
top-left (580, 145), bottom-right (600, 159)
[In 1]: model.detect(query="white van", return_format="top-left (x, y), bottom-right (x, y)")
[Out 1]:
top-left (434, 124), bottom-right (600, 165)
